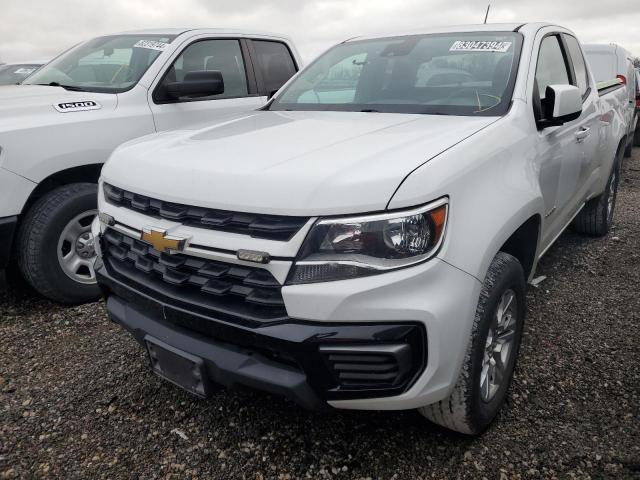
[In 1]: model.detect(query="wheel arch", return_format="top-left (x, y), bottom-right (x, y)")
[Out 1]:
top-left (21, 164), bottom-right (103, 214)
top-left (497, 214), bottom-right (542, 281)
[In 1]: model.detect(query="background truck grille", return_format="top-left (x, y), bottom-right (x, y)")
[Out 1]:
top-left (319, 344), bottom-right (413, 389)
top-left (103, 183), bottom-right (308, 241)
top-left (102, 228), bottom-right (288, 325)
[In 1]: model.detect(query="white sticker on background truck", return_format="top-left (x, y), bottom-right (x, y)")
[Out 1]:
top-left (450, 41), bottom-right (512, 53)
top-left (133, 40), bottom-right (169, 51)
top-left (53, 101), bottom-right (102, 113)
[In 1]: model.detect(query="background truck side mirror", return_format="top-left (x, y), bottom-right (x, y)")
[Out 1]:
top-left (165, 70), bottom-right (225, 100)
top-left (537, 84), bottom-right (582, 129)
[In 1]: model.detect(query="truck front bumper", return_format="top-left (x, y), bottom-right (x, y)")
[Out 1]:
top-left (0, 216), bottom-right (18, 269)
top-left (97, 252), bottom-right (481, 411)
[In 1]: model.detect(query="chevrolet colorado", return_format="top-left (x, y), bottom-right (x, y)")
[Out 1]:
top-left (94, 23), bottom-right (626, 435)
top-left (0, 28), bottom-right (300, 303)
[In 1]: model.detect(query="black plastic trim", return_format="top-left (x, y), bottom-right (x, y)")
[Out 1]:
top-left (0, 216), bottom-right (18, 269)
top-left (97, 264), bottom-right (427, 406)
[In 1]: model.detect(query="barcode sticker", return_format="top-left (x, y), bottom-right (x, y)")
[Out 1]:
top-left (450, 41), bottom-right (512, 53)
top-left (133, 40), bottom-right (169, 51)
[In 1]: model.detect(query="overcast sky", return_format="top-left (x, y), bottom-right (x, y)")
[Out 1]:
top-left (1, 0), bottom-right (639, 63)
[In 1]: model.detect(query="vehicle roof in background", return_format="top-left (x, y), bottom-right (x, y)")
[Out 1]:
top-left (113, 28), bottom-right (292, 41)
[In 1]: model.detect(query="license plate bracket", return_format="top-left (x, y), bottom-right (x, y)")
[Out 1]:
top-left (145, 335), bottom-right (209, 398)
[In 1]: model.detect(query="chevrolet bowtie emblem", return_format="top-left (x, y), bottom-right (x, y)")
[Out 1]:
top-left (140, 228), bottom-right (188, 253)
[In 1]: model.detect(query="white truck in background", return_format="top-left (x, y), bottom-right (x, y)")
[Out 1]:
top-left (0, 28), bottom-right (301, 303)
top-left (94, 23), bottom-right (627, 435)
top-left (584, 43), bottom-right (638, 157)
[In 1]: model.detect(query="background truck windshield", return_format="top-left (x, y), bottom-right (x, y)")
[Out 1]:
top-left (0, 64), bottom-right (41, 85)
top-left (23, 34), bottom-right (176, 93)
top-left (271, 32), bottom-right (522, 116)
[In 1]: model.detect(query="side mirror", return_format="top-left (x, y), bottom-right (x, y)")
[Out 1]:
top-left (165, 70), bottom-right (224, 99)
top-left (538, 84), bottom-right (582, 129)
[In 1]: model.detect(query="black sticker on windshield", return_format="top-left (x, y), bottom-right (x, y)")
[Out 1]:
top-left (54, 101), bottom-right (102, 113)
top-left (450, 41), bottom-right (512, 53)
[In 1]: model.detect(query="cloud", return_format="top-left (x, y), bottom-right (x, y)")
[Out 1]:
top-left (0, 0), bottom-right (638, 64)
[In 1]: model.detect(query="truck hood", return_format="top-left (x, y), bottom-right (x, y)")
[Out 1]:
top-left (102, 110), bottom-right (496, 216)
top-left (0, 85), bottom-right (116, 130)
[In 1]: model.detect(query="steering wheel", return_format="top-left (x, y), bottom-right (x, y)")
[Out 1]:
top-left (111, 65), bottom-right (134, 84)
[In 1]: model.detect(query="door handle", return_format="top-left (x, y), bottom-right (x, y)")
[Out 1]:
top-left (574, 127), bottom-right (590, 142)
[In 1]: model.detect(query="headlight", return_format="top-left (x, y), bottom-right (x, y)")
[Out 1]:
top-left (288, 198), bottom-right (448, 284)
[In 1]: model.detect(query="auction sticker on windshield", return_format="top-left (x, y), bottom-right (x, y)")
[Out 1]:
top-left (14, 68), bottom-right (36, 74)
top-left (133, 40), bottom-right (169, 51)
top-left (450, 41), bottom-right (512, 53)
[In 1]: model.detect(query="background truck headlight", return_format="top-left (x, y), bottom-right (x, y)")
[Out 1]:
top-left (288, 198), bottom-right (448, 284)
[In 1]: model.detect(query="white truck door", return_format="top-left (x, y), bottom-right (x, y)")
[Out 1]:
top-left (149, 38), bottom-right (267, 132)
top-left (560, 34), bottom-right (601, 208)
top-left (533, 34), bottom-right (585, 247)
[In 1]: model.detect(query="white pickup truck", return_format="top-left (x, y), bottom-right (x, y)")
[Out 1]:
top-left (0, 28), bottom-right (300, 303)
top-left (583, 43), bottom-right (638, 158)
top-left (94, 23), bottom-right (626, 435)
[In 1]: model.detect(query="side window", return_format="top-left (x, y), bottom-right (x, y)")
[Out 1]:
top-left (252, 40), bottom-right (297, 94)
top-left (159, 39), bottom-right (248, 102)
top-left (535, 35), bottom-right (570, 101)
top-left (563, 35), bottom-right (589, 98)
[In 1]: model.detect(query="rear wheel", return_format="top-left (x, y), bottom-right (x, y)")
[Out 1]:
top-left (624, 138), bottom-right (633, 158)
top-left (572, 156), bottom-right (620, 237)
top-left (17, 183), bottom-right (100, 304)
top-left (419, 252), bottom-right (526, 435)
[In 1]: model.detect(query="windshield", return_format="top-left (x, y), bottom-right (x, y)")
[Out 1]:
top-left (0, 64), bottom-right (41, 85)
top-left (23, 34), bottom-right (176, 93)
top-left (270, 32), bottom-right (522, 116)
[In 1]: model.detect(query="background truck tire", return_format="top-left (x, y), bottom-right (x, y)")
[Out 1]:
top-left (572, 155), bottom-right (620, 237)
top-left (16, 183), bottom-right (101, 304)
top-left (634, 127), bottom-right (640, 147)
top-left (419, 252), bottom-right (526, 435)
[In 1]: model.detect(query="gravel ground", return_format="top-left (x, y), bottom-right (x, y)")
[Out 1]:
top-left (1, 151), bottom-right (639, 480)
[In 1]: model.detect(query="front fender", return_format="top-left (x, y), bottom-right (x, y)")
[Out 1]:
top-left (388, 108), bottom-right (545, 284)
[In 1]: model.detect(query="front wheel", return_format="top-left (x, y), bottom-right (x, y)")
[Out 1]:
top-left (16, 183), bottom-right (101, 304)
top-left (419, 252), bottom-right (526, 435)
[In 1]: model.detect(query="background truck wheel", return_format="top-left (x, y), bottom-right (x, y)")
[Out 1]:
top-left (634, 128), bottom-right (640, 147)
top-left (17, 183), bottom-right (100, 304)
top-left (572, 156), bottom-right (620, 237)
top-left (623, 138), bottom-right (633, 158)
top-left (419, 252), bottom-right (526, 435)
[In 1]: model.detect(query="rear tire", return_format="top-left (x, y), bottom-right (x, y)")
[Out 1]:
top-left (419, 252), bottom-right (526, 435)
top-left (572, 155), bottom-right (620, 237)
top-left (624, 138), bottom-right (633, 158)
top-left (16, 183), bottom-right (100, 304)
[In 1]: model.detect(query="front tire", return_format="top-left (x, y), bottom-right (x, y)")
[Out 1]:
top-left (16, 183), bottom-right (100, 304)
top-left (419, 252), bottom-right (526, 435)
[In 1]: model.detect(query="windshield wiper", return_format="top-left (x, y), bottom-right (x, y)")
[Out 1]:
top-left (360, 109), bottom-right (380, 113)
top-left (37, 82), bottom-right (87, 92)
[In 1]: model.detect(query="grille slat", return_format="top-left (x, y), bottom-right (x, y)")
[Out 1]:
top-left (102, 228), bottom-right (287, 322)
top-left (104, 183), bottom-right (308, 241)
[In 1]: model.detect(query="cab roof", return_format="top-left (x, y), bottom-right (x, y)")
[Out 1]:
top-left (347, 22), bottom-right (557, 42)
top-left (113, 27), bottom-right (291, 41)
